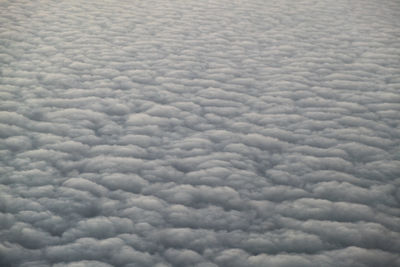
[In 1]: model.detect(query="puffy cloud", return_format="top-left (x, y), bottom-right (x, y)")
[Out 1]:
top-left (1, 0), bottom-right (400, 266)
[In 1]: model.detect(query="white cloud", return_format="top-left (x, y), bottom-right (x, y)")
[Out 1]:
top-left (1, 0), bottom-right (400, 266)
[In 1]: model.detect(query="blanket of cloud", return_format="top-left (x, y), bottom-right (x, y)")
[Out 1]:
top-left (1, 0), bottom-right (400, 266)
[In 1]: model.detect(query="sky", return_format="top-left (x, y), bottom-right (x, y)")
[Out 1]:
top-left (1, 0), bottom-right (400, 266)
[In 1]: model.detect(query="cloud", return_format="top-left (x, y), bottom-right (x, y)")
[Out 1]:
top-left (1, 0), bottom-right (400, 266)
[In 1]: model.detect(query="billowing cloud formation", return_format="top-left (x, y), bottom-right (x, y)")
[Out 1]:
top-left (1, 0), bottom-right (400, 266)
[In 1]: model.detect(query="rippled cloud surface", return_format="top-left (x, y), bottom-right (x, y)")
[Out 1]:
top-left (1, 0), bottom-right (400, 266)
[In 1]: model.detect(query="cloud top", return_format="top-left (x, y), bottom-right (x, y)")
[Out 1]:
top-left (1, 0), bottom-right (400, 266)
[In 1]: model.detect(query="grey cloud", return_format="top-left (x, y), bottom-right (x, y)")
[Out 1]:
top-left (53, 261), bottom-right (114, 267)
top-left (1, 0), bottom-right (400, 266)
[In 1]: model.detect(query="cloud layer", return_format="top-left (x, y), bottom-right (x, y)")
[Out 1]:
top-left (1, 0), bottom-right (400, 266)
